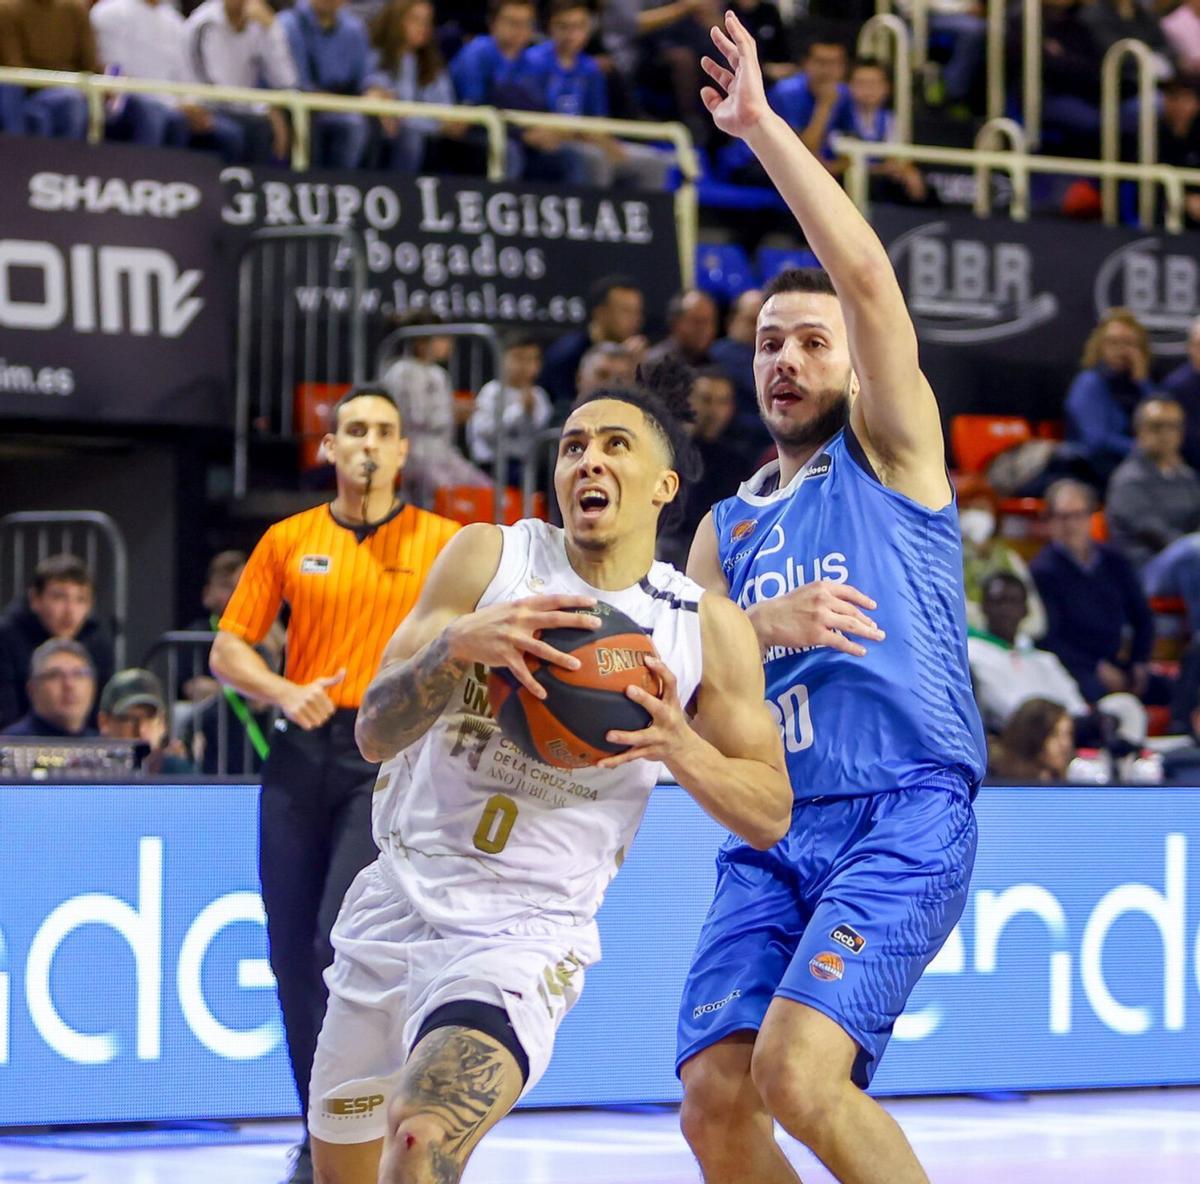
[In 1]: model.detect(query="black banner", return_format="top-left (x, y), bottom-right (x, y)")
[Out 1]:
top-left (220, 166), bottom-right (680, 331)
top-left (872, 207), bottom-right (1200, 425)
top-left (0, 135), bottom-right (233, 427)
top-left (0, 134), bottom-right (682, 428)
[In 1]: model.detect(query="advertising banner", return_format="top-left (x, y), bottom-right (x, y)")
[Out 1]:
top-left (220, 166), bottom-right (681, 332)
top-left (0, 134), bottom-right (681, 430)
top-left (872, 206), bottom-right (1200, 426)
top-left (1, 784), bottom-right (1199, 1125)
top-left (0, 136), bottom-right (233, 427)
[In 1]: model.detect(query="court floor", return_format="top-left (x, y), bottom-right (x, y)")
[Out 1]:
top-left (2, 1088), bottom-right (1199, 1183)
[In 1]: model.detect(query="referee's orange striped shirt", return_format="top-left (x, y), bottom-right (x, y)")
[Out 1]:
top-left (219, 503), bottom-right (460, 709)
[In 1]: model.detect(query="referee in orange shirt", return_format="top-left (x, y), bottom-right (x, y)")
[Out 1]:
top-left (210, 386), bottom-right (458, 1183)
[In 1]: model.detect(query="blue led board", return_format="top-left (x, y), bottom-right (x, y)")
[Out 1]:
top-left (1, 784), bottom-right (1197, 1124)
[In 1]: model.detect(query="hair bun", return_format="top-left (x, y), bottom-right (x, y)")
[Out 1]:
top-left (635, 355), bottom-right (696, 425)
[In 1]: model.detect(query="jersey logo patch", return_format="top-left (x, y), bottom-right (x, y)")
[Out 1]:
top-left (831, 923), bottom-right (866, 955)
top-left (806, 453), bottom-right (832, 480)
top-left (300, 555), bottom-right (332, 575)
top-left (809, 951), bottom-right (844, 982)
top-left (730, 519), bottom-right (757, 542)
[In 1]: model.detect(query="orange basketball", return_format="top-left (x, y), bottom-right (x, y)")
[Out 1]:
top-left (486, 601), bottom-right (661, 769)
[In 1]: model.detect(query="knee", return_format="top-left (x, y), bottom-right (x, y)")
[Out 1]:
top-left (379, 1104), bottom-right (454, 1183)
top-left (750, 1045), bottom-right (835, 1143)
top-left (679, 1059), bottom-right (758, 1160)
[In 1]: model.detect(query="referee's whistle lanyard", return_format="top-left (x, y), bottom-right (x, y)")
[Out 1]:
top-left (211, 614), bottom-right (272, 760)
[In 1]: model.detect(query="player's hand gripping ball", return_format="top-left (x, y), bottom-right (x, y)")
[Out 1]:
top-left (487, 601), bottom-right (661, 768)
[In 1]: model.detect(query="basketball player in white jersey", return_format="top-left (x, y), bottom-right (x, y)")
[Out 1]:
top-left (308, 367), bottom-right (792, 1184)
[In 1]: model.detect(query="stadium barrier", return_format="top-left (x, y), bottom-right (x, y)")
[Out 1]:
top-left (1101, 38), bottom-right (1163, 230)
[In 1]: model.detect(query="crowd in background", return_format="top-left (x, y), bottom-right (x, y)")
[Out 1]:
top-left (3, 1), bottom-right (1200, 214)
top-left (10, 281), bottom-right (1200, 787)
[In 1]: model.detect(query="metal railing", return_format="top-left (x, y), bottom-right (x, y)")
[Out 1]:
top-left (857, 14), bottom-right (913, 145)
top-left (1101, 39), bottom-right (1161, 230)
top-left (874, 2), bottom-right (928, 72)
top-left (972, 117), bottom-right (1030, 220)
top-left (374, 322), bottom-right (506, 517)
top-left (143, 630), bottom-right (271, 777)
top-left (233, 225), bottom-right (368, 498)
top-left (833, 134), bottom-right (1192, 232)
top-left (987, 0), bottom-right (1042, 148)
top-left (0, 66), bottom-right (697, 287)
top-left (0, 512), bottom-right (128, 666)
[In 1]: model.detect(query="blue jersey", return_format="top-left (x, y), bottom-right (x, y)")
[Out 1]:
top-left (713, 428), bottom-right (985, 800)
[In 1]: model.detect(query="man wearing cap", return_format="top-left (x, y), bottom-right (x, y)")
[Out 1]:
top-left (99, 668), bottom-right (193, 774)
top-left (2, 638), bottom-right (98, 738)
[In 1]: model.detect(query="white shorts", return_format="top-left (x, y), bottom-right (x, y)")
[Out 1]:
top-left (308, 858), bottom-right (597, 1145)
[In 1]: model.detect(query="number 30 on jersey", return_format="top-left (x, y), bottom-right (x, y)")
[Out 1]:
top-left (768, 684), bottom-right (814, 753)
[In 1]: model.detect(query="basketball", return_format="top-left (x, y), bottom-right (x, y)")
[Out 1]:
top-left (487, 601), bottom-right (661, 769)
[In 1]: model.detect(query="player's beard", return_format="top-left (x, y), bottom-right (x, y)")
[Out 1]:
top-left (763, 376), bottom-right (852, 456)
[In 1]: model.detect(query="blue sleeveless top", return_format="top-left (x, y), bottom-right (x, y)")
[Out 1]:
top-left (714, 428), bottom-right (986, 801)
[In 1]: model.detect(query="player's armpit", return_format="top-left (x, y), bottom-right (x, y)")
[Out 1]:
top-left (685, 512), bottom-right (730, 595)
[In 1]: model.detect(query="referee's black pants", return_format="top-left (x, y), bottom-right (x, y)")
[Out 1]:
top-left (258, 709), bottom-right (379, 1120)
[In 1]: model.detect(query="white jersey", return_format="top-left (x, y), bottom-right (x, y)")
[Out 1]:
top-left (373, 519), bottom-right (705, 938)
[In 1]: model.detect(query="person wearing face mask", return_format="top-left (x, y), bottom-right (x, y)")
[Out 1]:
top-left (1064, 308), bottom-right (1154, 487)
top-left (956, 475), bottom-right (1046, 640)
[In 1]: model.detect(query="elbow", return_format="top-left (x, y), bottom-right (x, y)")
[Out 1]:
top-left (842, 253), bottom-right (893, 304)
top-left (746, 785), bottom-right (793, 851)
top-left (354, 711), bottom-right (386, 764)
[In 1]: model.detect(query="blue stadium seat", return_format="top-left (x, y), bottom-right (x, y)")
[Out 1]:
top-left (694, 242), bottom-right (757, 301)
top-left (757, 246), bottom-right (821, 281)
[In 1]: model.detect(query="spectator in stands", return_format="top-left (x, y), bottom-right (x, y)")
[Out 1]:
top-left (467, 333), bottom-right (552, 480)
top-left (724, 33), bottom-right (853, 184)
top-left (710, 287), bottom-right (762, 432)
top-left (1032, 0), bottom-right (1145, 151)
top-left (989, 697), bottom-right (1076, 782)
top-left (895, 0), bottom-right (986, 111)
top-left (645, 288), bottom-right (719, 369)
top-left (956, 474), bottom-right (1046, 639)
top-left (0, 0), bottom-right (97, 140)
top-left (2, 639), bottom-right (97, 739)
top-left (1065, 307), bottom-right (1153, 486)
top-left (98, 668), bottom-right (193, 773)
top-left (845, 57), bottom-right (928, 204)
top-left (92, 0), bottom-right (216, 150)
top-left (539, 274), bottom-right (646, 407)
top-left (1163, 0), bottom-right (1200, 76)
top-left (280, 0), bottom-right (373, 169)
top-left (1084, 0), bottom-right (1174, 77)
top-left (380, 309), bottom-right (489, 506)
top-left (450, 0), bottom-right (569, 181)
top-left (969, 570), bottom-right (1146, 747)
top-left (1158, 77), bottom-right (1200, 225)
top-left (575, 341), bottom-right (639, 406)
top-left (1031, 478), bottom-right (1158, 705)
top-left (1108, 397), bottom-right (1200, 615)
top-left (0, 555), bottom-right (114, 730)
top-left (659, 364), bottom-right (756, 567)
top-left (369, 0), bottom-right (467, 172)
top-left (517, 0), bottom-right (671, 189)
top-left (730, 0), bottom-right (795, 83)
top-left (1164, 315), bottom-right (1200, 466)
top-left (182, 0), bottom-right (297, 164)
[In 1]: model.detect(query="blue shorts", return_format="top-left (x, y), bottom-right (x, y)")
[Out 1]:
top-left (676, 785), bottom-right (977, 1087)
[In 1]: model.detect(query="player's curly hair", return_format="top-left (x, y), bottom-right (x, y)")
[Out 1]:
top-left (575, 354), bottom-right (703, 530)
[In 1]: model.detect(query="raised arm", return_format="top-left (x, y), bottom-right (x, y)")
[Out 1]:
top-left (599, 593), bottom-right (791, 849)
top-left (702, 10), bottom-right (949, 509)
top-left (355, 524), bottom-right (601, 763)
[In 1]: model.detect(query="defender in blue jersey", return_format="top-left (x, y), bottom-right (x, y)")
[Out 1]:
top-left (676, 14), bottom-right (986, 1184)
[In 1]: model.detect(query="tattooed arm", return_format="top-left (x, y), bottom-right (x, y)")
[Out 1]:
top-left (355, 523), bottom-right (602, 763)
